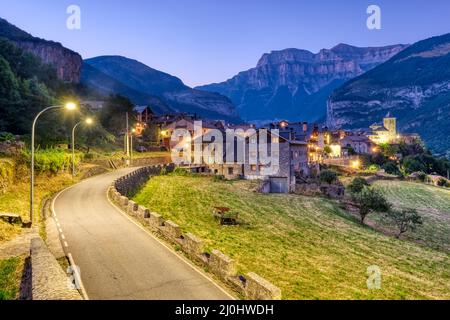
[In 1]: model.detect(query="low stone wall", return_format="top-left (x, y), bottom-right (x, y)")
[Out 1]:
top-left (30, 237), bottom-right (82, 300)
top-left (110, 165), bottom-right (282, 300)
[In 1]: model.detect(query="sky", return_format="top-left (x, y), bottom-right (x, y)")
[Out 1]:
top-left (1, 0), bottom-right (450, 87)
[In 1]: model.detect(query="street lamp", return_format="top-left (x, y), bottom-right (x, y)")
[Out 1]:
top-left (30, 102), bottom-right (77, 224)
top-left (72, 118), bottom-right (93, 178)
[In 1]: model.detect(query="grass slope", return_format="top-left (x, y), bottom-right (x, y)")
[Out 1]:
top-left (373, 180), bottom-right (450, 252)
top-left (133, 174), bottom-right (450, 300)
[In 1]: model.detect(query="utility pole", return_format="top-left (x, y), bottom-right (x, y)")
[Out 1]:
top-left (126, 112), bottom-right (130, 158)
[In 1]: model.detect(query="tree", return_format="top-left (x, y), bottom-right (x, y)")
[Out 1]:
top-left (319, 170), bottom-right (338, 184)
top-left (323, 145), bottom-right (332, 156)
top-left (386, 208), bottom-right (423, 238)
top-left (402, 156), bottom-right (426, 174)
top-left (348, 177), bottom-right (370, 194)
top-left (382, 162), bottom-right (400, 175)
top-left (352, 187), bottom-right (391, 224)
top-left (99, 95), bottom-right (136, 136)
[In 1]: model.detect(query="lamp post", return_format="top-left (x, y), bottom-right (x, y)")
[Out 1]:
top-left (130, 128), bottom-right (136, 164)
top-left (30, 102), bottom-right (77, 225)
top-left (72, 118), bottom-right (93, 179)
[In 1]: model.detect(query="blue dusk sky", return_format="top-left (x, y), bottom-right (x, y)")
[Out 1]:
top-left (1, 0), bottom-right (450, 87)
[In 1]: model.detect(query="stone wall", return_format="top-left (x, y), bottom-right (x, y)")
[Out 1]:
top-left (30, 237), bottom-right (82, 300)
top-left (110, 165), bottom-right (282, 300)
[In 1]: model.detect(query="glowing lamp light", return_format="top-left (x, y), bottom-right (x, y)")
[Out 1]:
top-left (65, 102), bottom-right (77, 110)
top-left (351, 160), bottom-right (361, 169)
top-left (85, 118), bottom-right (93, 125)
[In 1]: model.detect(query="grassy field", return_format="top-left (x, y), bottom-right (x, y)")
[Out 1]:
top-left (0, 256), bottom-right (24, 300)
top-left (373, 180), bottom-right (450, 252)
top-left (133, 174), bottom-right (450, 300)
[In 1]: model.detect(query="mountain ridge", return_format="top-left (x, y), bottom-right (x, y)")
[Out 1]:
top-left (197, 43), bottom-right (408, 122)
top-left (82, 56), bottom-right (241, 122)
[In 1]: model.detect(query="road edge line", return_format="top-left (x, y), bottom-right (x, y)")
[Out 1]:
top-left (52, 185), bottom-right (90, 300)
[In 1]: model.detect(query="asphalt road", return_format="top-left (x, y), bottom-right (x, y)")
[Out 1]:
top-left (53, 168), bottom-right (232, 300)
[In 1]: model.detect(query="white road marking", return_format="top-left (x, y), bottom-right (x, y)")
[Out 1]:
top-left (64, 241), bottom-right (69, 248)
top-left (59, 228), bottom-right (63, 233)
top-left (61, 234), bottom-right (66, 240)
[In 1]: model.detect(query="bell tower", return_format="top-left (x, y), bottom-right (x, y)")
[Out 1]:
top-left (383, 112), bottom-right (397, 140)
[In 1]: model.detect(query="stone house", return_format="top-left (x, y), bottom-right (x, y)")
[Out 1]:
top-left (341, 135), bottom-right (374, 155)
top-left (243, 130), bottom-right (308, 193)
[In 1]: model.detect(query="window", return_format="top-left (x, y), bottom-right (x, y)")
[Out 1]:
top-left (228, 167), bottom-right (234, 175)
top-left (251, 165), bottom-right (257, 172)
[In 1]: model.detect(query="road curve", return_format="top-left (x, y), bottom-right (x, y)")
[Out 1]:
top-left (53, 168), bottom-right (232, 300)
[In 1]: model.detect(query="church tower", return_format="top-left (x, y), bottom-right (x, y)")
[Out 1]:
top-left (383, 112), bottom-right (397, 140)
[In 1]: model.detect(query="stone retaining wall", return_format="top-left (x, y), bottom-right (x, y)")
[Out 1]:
top-left (110, 165), bottom-right (282, 300)
top-left (30, 237), bottom-right (82, 300)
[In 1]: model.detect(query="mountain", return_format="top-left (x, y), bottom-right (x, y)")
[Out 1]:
top-left (82, 56), bottom-right (240, 122)
top-left (0, 17), bottom-right (82, 83)
top-left (327, 33), bottom-right (450, 155)
top-left (81, 63), bottom-right (173, 114)
top-left (197, 44), bottom-right (407, 122)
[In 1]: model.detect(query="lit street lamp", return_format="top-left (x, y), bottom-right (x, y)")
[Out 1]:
top-left (30, 102), bottom-right (77, 224)
top-left (72, 118), bottom-right (93, 178)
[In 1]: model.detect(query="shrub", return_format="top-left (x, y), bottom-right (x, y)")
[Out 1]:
top-left (382, 162), bottom-right (400, 175)
top-left (0, 132), bottom-right (14, 142)
top-left (171, 167), bottom-right (190, 176)
top-left (348, 177), bottom-right (370, 194)
top-left (416, 172), bottom-right (427, 182)
top-left (437, 178), bottom-right (448, 187)
top-left (20, 148), bottom-right (81, 174)
top-left (319, 170), bottom-right (338, 184)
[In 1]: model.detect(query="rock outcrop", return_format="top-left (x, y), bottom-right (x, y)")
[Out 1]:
top-left (327, 33), bottom-right (450, 156)
top-left (197, 44), bottom-right (407, 122)
top-left (0, 17), bottom-right (82, 83)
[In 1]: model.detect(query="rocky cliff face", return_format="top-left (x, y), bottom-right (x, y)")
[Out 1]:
top-left (83, 56), bottom-right (240, 122)
top-left (0, 18), bottom-right (82, 83)
top-left (197, 44), bottom-right (407, 122)
top-left (327, 33), bottom-right (450, 155)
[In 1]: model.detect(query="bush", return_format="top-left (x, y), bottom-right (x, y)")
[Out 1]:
top-left (348, 177), bottom-right (370, 194)
top-left (417, 172), bottom-right (427, 182)
top-left (0, 132), bottom-right (14, 142)
top-left (437, 178), bottom-right (448, 187)
top-left (382, 162), bottom-right (400, 175)
top-left (20, 148), bottom-right (81, 174)
top-left (319, 170), bottom-right (338, 184)
top-left (171, 167), bottom-right (190, 176)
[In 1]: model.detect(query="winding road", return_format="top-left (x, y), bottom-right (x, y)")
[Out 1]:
top-left (52, 168), bottom-right (232, 300)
